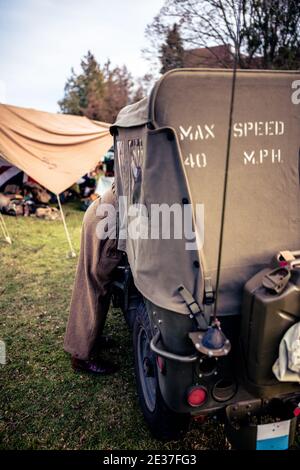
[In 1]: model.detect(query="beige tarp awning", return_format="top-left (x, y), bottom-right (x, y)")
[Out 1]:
top-left (0, 103), bottom-right (112, 194)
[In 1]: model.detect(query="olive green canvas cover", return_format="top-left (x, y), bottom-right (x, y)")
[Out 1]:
top-left (112, 69), bottom-right (300, 316)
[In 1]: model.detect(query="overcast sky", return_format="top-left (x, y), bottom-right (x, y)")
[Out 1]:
top-left (0, 0), bottom-right (164, 112)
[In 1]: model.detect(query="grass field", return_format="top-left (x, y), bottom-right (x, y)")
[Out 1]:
top-left (0, 205), bottom-right (298, 450)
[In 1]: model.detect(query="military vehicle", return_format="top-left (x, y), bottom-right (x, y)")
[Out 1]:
top-left (110, 69), bottom-right (300, 449)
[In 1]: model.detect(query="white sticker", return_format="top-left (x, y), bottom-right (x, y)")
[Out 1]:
top-left (257, 419), bottom-right (290, 441)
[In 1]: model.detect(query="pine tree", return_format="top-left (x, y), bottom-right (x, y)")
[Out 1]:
top-left (58, 52), bottom-right (134, 123)
top-left (159, 23), bottom-right (184, 74)
top-left (58, 51), bottom-right (105, 117)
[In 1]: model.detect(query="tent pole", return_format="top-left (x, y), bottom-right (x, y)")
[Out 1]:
top-left (0, 212), bottom-right (12, 244)
top-left (56, 194), bottom-right (76, 258)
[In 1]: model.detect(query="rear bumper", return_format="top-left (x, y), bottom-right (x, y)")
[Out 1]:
top-left (146, 300), bottom-right (300, 419)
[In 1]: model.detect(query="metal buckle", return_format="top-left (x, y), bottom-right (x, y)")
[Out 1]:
top-left (204, 290), bottom-right (215, 305)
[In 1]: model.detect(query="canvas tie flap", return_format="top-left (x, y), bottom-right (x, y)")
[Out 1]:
top-left (177, 285), bottom-right (210, 331)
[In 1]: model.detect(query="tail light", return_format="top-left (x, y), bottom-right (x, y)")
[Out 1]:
top-left (187, 386), bottom-right (207, 407)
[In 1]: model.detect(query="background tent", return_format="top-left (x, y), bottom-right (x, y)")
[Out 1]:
top-left (0, 103), bottom-right (113, 253)
top-left (0, 155), bottom-right (44, 191)
top-left (0, 157), bottom-right (22, 190)
top-left (0, 103), bottom-right (112, 194)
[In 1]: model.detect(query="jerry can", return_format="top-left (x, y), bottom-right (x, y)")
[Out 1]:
top-left (241, 266), bottom-right (300, 389)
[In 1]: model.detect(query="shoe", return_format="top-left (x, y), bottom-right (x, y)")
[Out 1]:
top-left (71, 357), bottom-right (119, 375)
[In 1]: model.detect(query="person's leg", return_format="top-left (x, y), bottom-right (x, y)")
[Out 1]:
top-left (64, 189), bottom-right (122, 373)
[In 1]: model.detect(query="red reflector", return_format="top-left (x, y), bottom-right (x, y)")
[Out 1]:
top-left (279, 261), bottom-right (288, 267)
top-left (193, 414), bottom-right (207, 424)
top-left (293, 407), bottom-right (300, 417)
top-left (187, 387), bottom-right (207, 407)
top-left (156, 356), bottom-right (165, 373)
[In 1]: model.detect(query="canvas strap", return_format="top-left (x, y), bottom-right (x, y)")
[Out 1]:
top-left (178, 285), bottom-right (210, 330)
top-left (203, 276), bottom-right (215, 306)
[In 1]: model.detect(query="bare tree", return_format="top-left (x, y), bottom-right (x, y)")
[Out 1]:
top-left (144, 0), bottom-right (300, 70)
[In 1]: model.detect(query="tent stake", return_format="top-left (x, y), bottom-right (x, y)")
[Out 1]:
top-left (0, 212), bottom-right (12, 244)
top-left (56, 194), bottom-right (76, 258)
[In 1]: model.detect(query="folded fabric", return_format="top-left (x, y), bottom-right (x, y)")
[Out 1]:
top-left (272, 322), bottom-right (300, 382)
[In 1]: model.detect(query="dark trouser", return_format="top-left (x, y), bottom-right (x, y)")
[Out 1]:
top-left (64, 191), bottom-right (122, 360)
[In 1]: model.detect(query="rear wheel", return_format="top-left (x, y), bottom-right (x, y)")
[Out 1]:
top-left (133, 299), bottom-right (190, 441)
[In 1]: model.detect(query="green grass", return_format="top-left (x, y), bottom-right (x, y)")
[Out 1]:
top-left (0, 205), bottom-right (227, 450)
top-left (0, 206), bottom-right (298, 450)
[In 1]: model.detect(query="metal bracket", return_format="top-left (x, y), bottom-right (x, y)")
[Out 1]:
top-left (189, 331), bottom-right (231, 357)
top-left (150, 332), bottom-right (199, 363)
